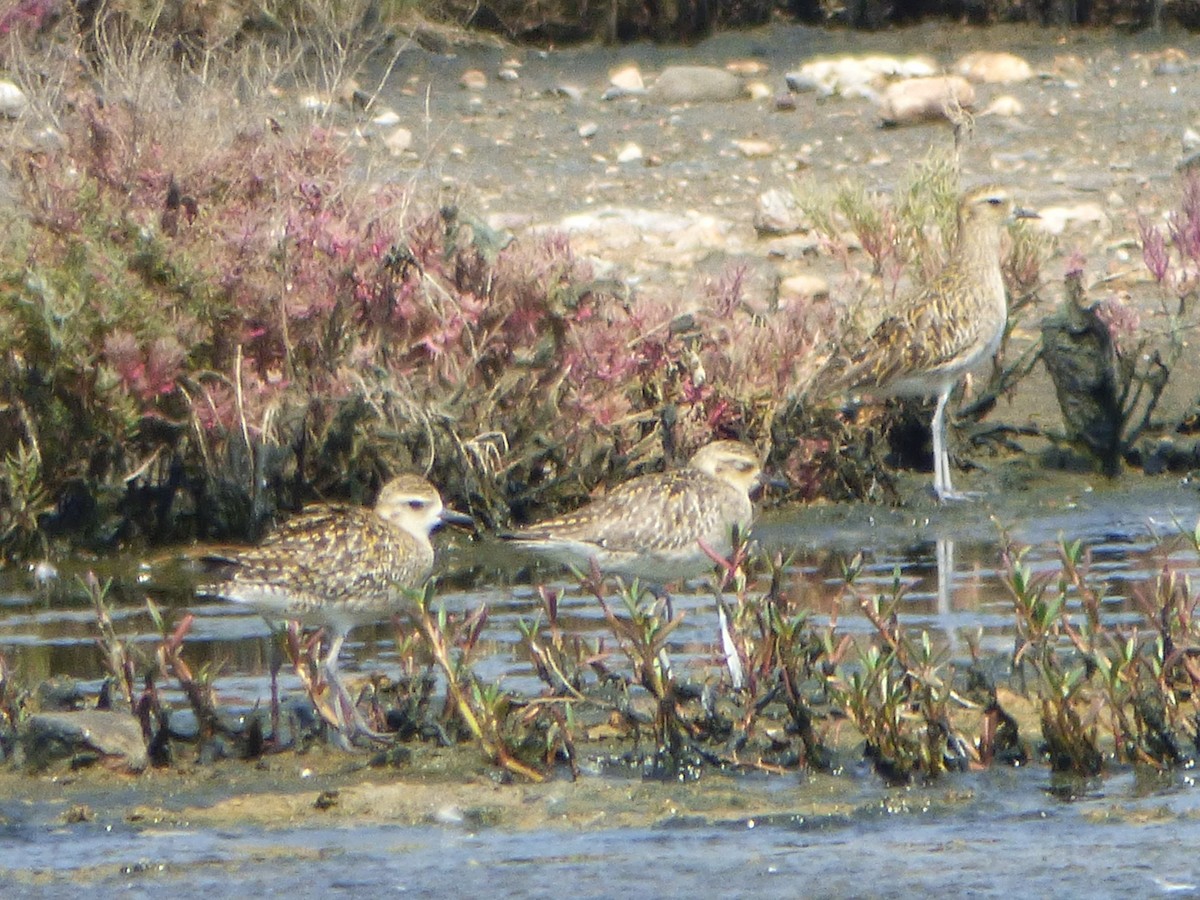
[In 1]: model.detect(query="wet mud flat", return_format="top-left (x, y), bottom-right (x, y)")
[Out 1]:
top-left (4, 740), bottom-right (1200, 897)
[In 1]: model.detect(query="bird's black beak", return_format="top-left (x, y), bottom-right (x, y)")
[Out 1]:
top-left (1014, 206), bottom-right (1039, 220)
top-left (439, 508), bottom-right (476, 530)
top-left (751, 473), bottom-right (791, 500)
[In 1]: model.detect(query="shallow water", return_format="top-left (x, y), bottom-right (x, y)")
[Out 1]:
top-left (3, 474), bottom-right (1197, 702)
top-left (3, 477), bottom-right (1200, 893)
top-left (4, 767), bottom-right (1200, 897)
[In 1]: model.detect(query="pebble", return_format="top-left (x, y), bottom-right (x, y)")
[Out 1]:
top-left (609, 64), bottom-right (644, 92)
top-left (763, 233), bottom-right (822, 259)
top-left (616, 142), bottom-right (643, 163)
top-left (384, 127), bottom-right (413, 154)
top-left (747, 81), bottom-right (772, 101)
top-left (30, 559), bottom-right (58, 587)
top-left (549, 206), bottom-right (738, 268)
top-left (578, 121), bottom-right (599, 139)
top-left (878, 75), bottom-right (975, 126)
top-left (460, 69), bottom-right (487, 91)
top-left (434, 804), bottom-right (466, 825)
top-left (954, 51), bottom-right (1034, 83)
top-left (733, 138), bottom-right (775, 158)
top-left (779, 273), bottom-right (830, 304)
top-left (774, 92), bottom-right (797, 111)
top-left (498, 68), bottom-right (519, 82)
top-left (649, 65), bottom-right (744, 104)
top-left (22, 710), bottom-right (149, 773)
top-left (372, 109), bottom-right (401, 127)
top-left (298, 94), bottom-right (332, 113)
top-left (1183, 127), bottom-right (1200, 152)
top-left (1053, 55), bottom-right (1088, 79)
top-left (0, 80), bottom-right (27, 118)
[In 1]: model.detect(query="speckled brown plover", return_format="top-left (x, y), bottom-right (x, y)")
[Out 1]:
top-left (504, 440), bottom-right (764, 586)
top-left (198, 474), bottom-right (471, 742)
top-left (829, 185), bottom-right (1037, 501)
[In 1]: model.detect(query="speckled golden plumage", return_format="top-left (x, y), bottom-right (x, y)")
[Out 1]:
top-left (505, 440), bottom-right (764, 584)
top-left (199, 474), bottom-right (453, 631)
top-left (197, 473), bottom-right (470, 739)
top-left (828, 185), bottom-right (1037, 501)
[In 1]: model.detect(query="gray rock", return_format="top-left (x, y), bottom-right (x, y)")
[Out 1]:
top-left (22, 710), bottom-right (148, 773)
top-left (649, 66), bottom-right (745, 104)
top-left (754, 188), bottom-right (804, 235)
top-left (34, 676), bottom-right (84, 712)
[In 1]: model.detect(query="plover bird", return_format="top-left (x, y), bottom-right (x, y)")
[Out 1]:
top-left (198, 474), bottom-right (471, 742)
top-left (503, 440), bottom-right (765, 587)
top-left (827, 185), bottom-right (1037, 501)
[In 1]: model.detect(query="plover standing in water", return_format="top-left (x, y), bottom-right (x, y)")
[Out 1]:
top-left (826, 185), bottom-right (1037, 501)
top-left (504, 440), bottom-right (765, 588)
top-left (198, 474), bottom-right (471, 743)
top-left (505, 440), bottom-right (768, 687)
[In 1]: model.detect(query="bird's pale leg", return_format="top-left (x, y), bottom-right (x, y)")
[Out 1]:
top-left (932, 389), bottom-right (952, 500)
top-left (931, 387), bottom-right (980, 503)
top-left (717, 602), bottom-right (744, 690)
top-left (322, 631), bottom-right (391, 745)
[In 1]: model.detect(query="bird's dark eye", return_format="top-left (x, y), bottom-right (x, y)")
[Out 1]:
top-left (987, 197), bottom-right (1003, 206)
top-left (407, 500), bottom-right (426, 510)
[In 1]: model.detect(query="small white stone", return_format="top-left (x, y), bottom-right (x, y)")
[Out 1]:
top-left (747, 81), bottom-right (772, 100)
top-left (578, 121), bottom-right (599, 138)
top-left (754, 188), bottom-right (804, 235)
top-left (384, 127), bottom-right (413, 154)
top-left (733, 138), bottom-right (775, 158)
top-left (610, 65), bottom-right (644, 92)
top-left (785, 54), bottom-right (937, 98)
top-left (498, 68), bottom-right (519, 82)
top-left (434, 805), bottom-right (465, 825)
top-left (0, 80), bottom-right (27, 118)
top-left (779, 274), bottom-right (829, 303)
top-left (616, 142), bottom-right (643, 163)
top-left (1031, 202), bottom-right (1109, 236)
top-left (372, 109), bottom-right (401, 127)
top-left (1184, 127), bottom-right (1200, 152)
